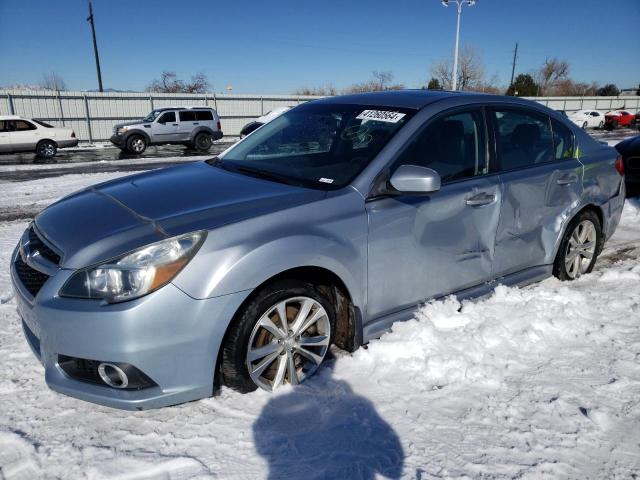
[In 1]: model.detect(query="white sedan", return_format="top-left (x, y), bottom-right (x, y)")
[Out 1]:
top-left (0, 115), bottom-right (78, 158)
top-left (567, 110), bottom-right (605, 129)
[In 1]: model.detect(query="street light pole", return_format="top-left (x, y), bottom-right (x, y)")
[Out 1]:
top-left (441, 0), bottom-right (475, 91)
top-left (87, 1), bottom-right (104, 92)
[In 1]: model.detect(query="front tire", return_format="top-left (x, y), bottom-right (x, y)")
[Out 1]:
top-left (35, 140), bottom-right (57, 158)
top-left (221, 280), bottom-right (335, 393)
top-left (553, 210), bottom-right (602, 281)
top-left (126, 134), bottom-right (147, 154)
top-left (598, 121), bottom-right (604, 129)
top-left (582, 121), bottom-right (588, 129)
top-left (193, 132), bottom-right (213, 152)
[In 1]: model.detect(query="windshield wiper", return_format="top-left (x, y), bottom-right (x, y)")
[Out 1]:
top-left (233, 165), bottom-right (303, 187)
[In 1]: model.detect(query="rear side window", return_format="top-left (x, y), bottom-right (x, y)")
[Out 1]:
top-left (179, 111), bottom-right (197, 122)
top-left (195, 110), bottom-right (213, 121)
top-left (492, 108), bottom-right (554, 171)
top-left (33, 119), bottom-right (53, 128)
top-left (550, 118), bottom-right (574, 160)
top-left (158, 112), bottom-right (176, 123)
top-left (13, 120), bottom-right (36, 131)
top-left (393, 109), bottom-right (487, 183)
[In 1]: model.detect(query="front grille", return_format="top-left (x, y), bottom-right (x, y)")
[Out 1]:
top-left (28, 227), bottom-right (61, 264)
top-left (14, 256), bottom-right (50, 297)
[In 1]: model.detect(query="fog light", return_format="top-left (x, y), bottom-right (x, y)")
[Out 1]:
top-left (98, 362), bottom-right (129, 389)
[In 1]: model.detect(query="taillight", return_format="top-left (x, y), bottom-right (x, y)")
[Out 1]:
top-left (615, 155), bottom-right (624, 176)
top-left (217, 121), bottom-right (221, 131)
top-left (71, 131), bottom-right (76, 138)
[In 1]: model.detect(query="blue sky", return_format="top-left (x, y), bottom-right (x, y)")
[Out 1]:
top-left (1, 0), bottom-right (639, 93)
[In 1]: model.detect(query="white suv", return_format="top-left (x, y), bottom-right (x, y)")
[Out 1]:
top-left (0, 115), bottom-right (78, 158)
top-left (110, 106), bottom-right (223, 154)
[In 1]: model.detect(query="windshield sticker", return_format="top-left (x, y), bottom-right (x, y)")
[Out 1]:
top-left (356, 110), bottom-right (406, 123)
top-left (319, 178), bottom-right (334, 184)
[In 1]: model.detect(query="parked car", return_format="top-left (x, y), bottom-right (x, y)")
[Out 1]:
top-left (615, 135), bottom-right (640, 196)
top-left (568, 109), bottom-right (605, 129)
top-left (239, 106), bottom-right (291, 138)
top-left (0, 115), bottom-right (77, 158)
top-left (110, 106), bottom-right (223, 154)
top-left (11, 91), bottom-right (625, 409)
top-left (604, 110), bottom-right (636, 130)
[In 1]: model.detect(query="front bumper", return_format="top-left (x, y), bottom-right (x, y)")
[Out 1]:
top-left (110, 134), bottom-right (125, 147)
top-left (10, 245), bottom-right (251, 410)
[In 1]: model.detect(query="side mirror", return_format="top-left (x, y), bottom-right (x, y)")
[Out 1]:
top-left (389, 165), bottom-right (441, 195)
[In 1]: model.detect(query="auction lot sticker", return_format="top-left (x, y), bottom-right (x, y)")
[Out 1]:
top-left (356, 110), bottom-right (406, 123)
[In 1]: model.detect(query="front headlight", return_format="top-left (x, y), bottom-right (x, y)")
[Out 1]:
top-left (116, 126), bottom-right (129, 135)
top-left (60, 231), bottom-right (206, 303)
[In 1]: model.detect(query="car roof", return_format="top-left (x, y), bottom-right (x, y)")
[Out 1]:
top-left (153, 106), bottom-right (215, 112)
top-left (0, 114), bottom-right (22, 120)
top-left (309, 89), bottom-right (545, 111)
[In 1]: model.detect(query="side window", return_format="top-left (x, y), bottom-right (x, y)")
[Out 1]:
top-left (591, 112), bottom-right (600, 117)
top-left (392, 110), bottom-right (487, 183)
top-left (492, 108), bottom-right (553, 171)
top-left (0, 121), bottom-right (6, 132)
top-left (550, 118), bottom-right (574, 160)
top-left (195, 110), bottom-right (213, 121)
top-left (14, 120), bottom-right (36, 131)
top-left (179, 111), bottom-right (197, 122)
top-left (158, 112), bottom-right (176, 123)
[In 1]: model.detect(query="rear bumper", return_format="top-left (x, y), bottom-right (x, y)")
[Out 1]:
top-left (57, 138), bottom-right (79, 148)
top-left (10, 245), bottom-right (251, 410)
top-left (212, 130), bottom-right (223, 141)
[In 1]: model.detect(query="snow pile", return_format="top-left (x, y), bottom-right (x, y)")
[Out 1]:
top-left (0, 168), bottom-right (639, 479)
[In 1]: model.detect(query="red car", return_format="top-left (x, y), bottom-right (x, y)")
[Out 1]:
top-left (605, 110), bottom-right (636, 129)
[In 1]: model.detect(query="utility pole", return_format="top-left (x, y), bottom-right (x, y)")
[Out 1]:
top-left (509, 42), bottom-right (519, 87)
top-left (87, 1), bottom-right (104, 92)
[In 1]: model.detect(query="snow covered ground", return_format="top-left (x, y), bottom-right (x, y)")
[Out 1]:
top-left (0, 166), bottom-right (639, 479)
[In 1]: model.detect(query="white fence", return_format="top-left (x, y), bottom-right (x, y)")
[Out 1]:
top-left (0, 90), bottom-right (318, 143)
top-left (1, 89), bottom-right (639, 144)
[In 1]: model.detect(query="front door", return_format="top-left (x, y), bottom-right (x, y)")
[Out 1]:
top-left (367, 108), bottom-right (502, 321)
top-left (151, 111), bottom-right (180, 142)
top-left (489, 107), bottom-right (584, 276)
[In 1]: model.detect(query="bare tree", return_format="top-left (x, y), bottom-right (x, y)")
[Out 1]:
top-left (146, 71), bottom-right (210, 93)
top-left (345, 71), bottom-right (404, 93)
top-left (40, 72), bottom-right (67, 91)
top-left (294, 84), bottom-right (337, 96)
top-left (430, 46), bottom-right (485, 91)
top-left (536, 58), bottom-right (569, 96)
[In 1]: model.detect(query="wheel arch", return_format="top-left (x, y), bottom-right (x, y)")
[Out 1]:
top-left (189, 126), bottom-right (216, 142)
top-left (36, 138), bottom-right (58, 148)
top-left (553, 203), bottom-right (605, 260)
top-left (123, 129), bottom-right (151, 144)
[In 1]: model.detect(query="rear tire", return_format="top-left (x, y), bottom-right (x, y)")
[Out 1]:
top-left (35, 140), bottom-right (57, 159)
top-left (553, 210), bottom-right (602, 281)
top-left (221, 280), bottom-right (335, 393)
top-left (126, 134), bottom-right (147, 154)
top-left (193, 132), bottom-right (213, 152)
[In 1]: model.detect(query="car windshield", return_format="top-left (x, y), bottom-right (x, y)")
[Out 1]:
top-left (142, 110), bottom-right (163, 122)
top-left (217, 103), bottom-right (414, 189)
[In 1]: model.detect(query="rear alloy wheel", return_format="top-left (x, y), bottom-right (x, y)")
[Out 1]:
top-left (221, 280), bottom-right (334, 393)
top-left (193, 132), bottom-right (213, 152)
top-left (553, 211), bottom-right (602, 281)
top-left (36, 140), bottom-right (57, 158)
top-left (126, 135), bottom-right (147, 154)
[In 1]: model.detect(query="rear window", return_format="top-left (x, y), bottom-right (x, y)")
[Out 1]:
top-left (33, 119), bottom-right (54, 128)
top-left (179, 111), bottom-right (197, 122)
top-left (195, 110), bottom-right (213, 121)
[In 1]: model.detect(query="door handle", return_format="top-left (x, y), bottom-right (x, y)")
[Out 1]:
top-left (172, 123), bottom-right (178, 126)
top-left (465, 192), bottom-right (496, 206)
top-left (556, 174), bottom-right (578, 185)
top-left (193, 122), bottom-right (199, 125)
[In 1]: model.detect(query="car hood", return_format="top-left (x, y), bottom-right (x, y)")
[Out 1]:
top-left (113, 120), bottom-right (145, 128)
top-left (35, 162), bottom-right (326, 268)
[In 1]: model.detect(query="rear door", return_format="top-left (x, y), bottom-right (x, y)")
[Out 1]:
top-left (8, 120), bottom-right (39, 152)
top-left (151, 111), bottom-right (180, 142)
top-left (490, 107), bottom-right (583, 277)
top-left (177, 110), bottom-right (198, 140)
top-left (0, 120), bottom-right (11, 152)
top-left (367, 107), bottom-right (502, 320)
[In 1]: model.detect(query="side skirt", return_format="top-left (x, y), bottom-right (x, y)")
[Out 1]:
top-left (362, 264), bottom-right (552, 343)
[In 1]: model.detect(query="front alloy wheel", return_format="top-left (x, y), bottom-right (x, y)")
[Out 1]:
top-left (36, 140), bottom-right (57, 158)
top-left (221, 280), bottom-right (335, 393)
top-left (246, 297), bottom-right (331, 390)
